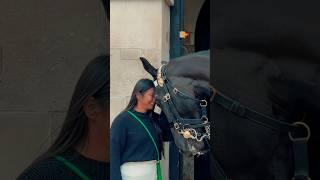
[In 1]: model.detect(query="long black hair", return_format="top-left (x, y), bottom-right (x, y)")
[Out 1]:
top-left (125, 78), bottom-right (155, 111)
top-left (22, 55), bottom-right (109, 169)
top-left (124, 78), bottom-right (165, 156)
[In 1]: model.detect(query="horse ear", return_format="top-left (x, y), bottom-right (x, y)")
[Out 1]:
top-left (139, 57), bottom-right (157, 80)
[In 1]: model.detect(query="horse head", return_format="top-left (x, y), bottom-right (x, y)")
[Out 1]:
top-left (140, 51), bottom-right (211, 156)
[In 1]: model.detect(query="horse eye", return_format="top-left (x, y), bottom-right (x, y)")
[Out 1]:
top-left (194, 86), bottom-right (211, 99)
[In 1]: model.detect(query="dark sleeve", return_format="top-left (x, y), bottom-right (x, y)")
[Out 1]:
top-left (17, 159), bottom-right (63, 180)
top-left (155, 112), bottom-right (173, 142)
top-left (110, 114), bottom-right (127, 180)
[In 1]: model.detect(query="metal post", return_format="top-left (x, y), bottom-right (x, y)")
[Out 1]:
top-left (169, 0), bottom-right (192, 179)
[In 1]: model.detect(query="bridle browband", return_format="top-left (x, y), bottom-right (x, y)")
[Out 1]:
top-left (211, 87), bottom-right (311, 180)
top-left (155, 64), bottom-right (210, 142)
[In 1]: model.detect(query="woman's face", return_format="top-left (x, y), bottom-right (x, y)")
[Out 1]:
top-left (138, 88), bottom-right (156, 110)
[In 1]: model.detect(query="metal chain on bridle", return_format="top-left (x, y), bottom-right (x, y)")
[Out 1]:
top-left (154, 64), bottom-right (210, 142)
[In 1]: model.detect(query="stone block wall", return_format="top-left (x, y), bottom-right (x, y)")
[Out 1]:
top-left (0, 0), bottom-right (107, 178)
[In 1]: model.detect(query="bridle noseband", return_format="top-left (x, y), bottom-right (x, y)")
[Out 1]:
top-left (155, 64), bottom-right (210, 142)
top-left (211, 87), bottom-right (311, 180)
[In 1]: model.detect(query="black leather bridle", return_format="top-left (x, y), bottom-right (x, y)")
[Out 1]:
top-left (155, 64), bottom-right (210, 143)
top-left (211, 87), bottom-right (311, 180)
top-left (154, 62), bottom-right (311, 179)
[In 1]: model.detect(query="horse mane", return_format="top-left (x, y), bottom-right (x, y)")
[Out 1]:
top-left (167, 50), bottom-right (210, 82)
top-left (266, 58), bottom-right (320, 118)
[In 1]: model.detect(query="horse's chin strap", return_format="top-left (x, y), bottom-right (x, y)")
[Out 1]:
top-left (155, 64), bottom-right (210, 142)
top-left (211, 86), bottom-right (311, 180)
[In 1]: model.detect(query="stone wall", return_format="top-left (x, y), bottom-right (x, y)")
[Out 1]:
top-left (0, 0), bottom-right (107, 178)
top-left (110, 0), bottom-right (170, 122)
top-left (110, 0), bottom-right (170, 179)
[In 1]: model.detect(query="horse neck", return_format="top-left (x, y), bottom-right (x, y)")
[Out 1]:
top-left (167, 52), bottom-right (210, 82)
top-left (214, 48), bottom-right (274, 116)
top-left (213, 48), bottom-right (320, 179)
top-left (213, 48), bottom-right (294, 179)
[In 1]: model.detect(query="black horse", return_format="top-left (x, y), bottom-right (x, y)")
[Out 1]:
top-left (140, 50), bottom-right (211, 180)
top-left (212, 48), bottom-right (320, 180)
top-left (140, 50), bottom-right (211, 157)
top-left (212, 0), bottom-right (320, 179)
top-left (140, 50), bottom-right (320, 180)
top-left (141, 1), bottom-right (320, 179)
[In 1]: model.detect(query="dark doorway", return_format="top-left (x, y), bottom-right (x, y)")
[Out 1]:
top-left (195, 0), bottom-right (210, 52)
top-left (194, 0), bottom-right (211, 180)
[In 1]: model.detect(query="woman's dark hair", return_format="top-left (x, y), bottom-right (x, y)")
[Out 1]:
top-left (124, 78), bottom-right (165, 155)
top-left (27, 55), bottom-right (109, 165)
top-left (125, 78), bottom-right (155, 111)
top-left (101, 0), bottom-right (109, 19)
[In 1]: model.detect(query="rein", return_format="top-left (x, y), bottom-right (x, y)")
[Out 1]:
top-left (211, 87), bottom-right (311, 180)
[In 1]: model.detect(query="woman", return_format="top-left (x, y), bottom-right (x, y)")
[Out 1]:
top-left (18, 55), bottom-right (109, 179)
top-left (110, 79), bottom-right (170, 180)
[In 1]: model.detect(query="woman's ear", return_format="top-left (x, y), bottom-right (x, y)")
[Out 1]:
top-left (83, 97), bottom-right (101, 120)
